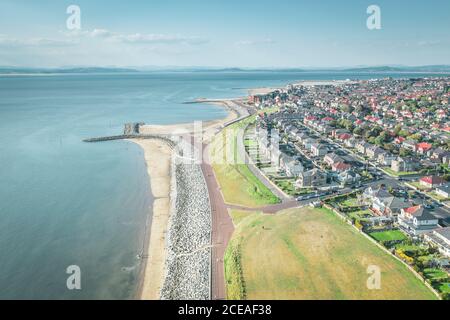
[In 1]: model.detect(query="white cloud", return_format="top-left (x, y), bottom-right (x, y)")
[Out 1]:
top-left (0, 35), bottom-right (78, 47)
top-left (235, 38), bottom-right (275, 46)
top-left (417, 40), bottom-right (442, 47)
top-left (64, 29), bottom-right (209, 45)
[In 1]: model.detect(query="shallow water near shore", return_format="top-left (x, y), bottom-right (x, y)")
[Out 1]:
top-left (0, 71), bottom-right (447, 299)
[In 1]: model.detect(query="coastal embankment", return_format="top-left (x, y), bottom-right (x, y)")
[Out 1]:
top-left (161, 141), bottom-right (212, 300)
top-left (134, 99), bottom-right (244, 300)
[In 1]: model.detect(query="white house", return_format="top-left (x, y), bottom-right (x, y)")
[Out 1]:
top-left (398, 206), bottom-right (439, 236)
top-left (424, 228), bottom-right (450, 258)
top-left (280, 154), bottom-right (304, 177)
top-left (310, 144), bottom-right (328, 157)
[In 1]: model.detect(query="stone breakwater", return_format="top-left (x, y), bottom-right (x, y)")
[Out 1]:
top-left (161, 142), bottom-right (211, 300)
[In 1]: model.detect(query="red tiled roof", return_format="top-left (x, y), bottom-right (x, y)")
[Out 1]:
top-left (416, 142), bottom-right (432, 151)
top-left (332, 162), bottom-right (351, 171)
top-left (338, 133), bottom-right (352, 140)
top-left (420, 176), bottom-right (445, 185)
top-left (404, 206), bottom-right (421, 214)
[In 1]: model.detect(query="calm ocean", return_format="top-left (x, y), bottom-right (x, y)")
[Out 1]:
top-left (0, 71), bottom-right (447, 299)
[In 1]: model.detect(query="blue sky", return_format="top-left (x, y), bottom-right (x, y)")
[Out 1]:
top-left (0, 0), bottom-right (449, 68)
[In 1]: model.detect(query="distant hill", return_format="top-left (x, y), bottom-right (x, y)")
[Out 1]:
top-left (337, 65), bottom-right (450, 73)
top-left (0, 67), bottom-right (139, 74)
top-left (167, 66), bottom-right (450, 73)
top-left (1, 65), bottom-right (450, 74)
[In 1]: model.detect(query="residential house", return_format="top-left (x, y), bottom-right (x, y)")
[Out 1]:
top-left (419, 176), bottom-right (446, 189)
top-left (295, 132), bottom-right (309, 143)
top-left (424, 227), bottom-right (450, 258)
top-left (296, 169), bottom-right (327, 188)
top-left (345, 137), bottom-right (358, 148)
top-left (317, 123), bottom-right (333, 134)
top-left (430, 148), bottom-right (448, 162)
top-left (337, 133), bottom-right (353, 142)
top-left (377, 151), bottom-right (396, 166)
top-left (363, 186), bottom-right (412, 218)
top-left (332, 162), bottom-right (352, 172)
top-left (398, 206), bottom-right (439, 236)
top-left (302, 138), bottom-right (316, 151)
top-left (280, 154), bottom-right (304, 178)
top-left (442, 152), bottom-right (450, 165)
top-left (402, 139), bottom-right (417, 151)
top-left (366, 145), bottom-right (384, 160)
top-left (310, 143), bottom-right (328, 157)
top-left (332, 129), bottom-right (350, 139)
top-left (416, 142), bottom-right (433, 155)
top-left (436, 184), bottom-right (450, 199)
top-left (337, 170), bottom-right (361, 186)
top-left (391, 157), bottom-right (420, 173)
top-left (324, 153), bottom-right (345, 167)
top-left (356, 141), bottom-right (371, 155)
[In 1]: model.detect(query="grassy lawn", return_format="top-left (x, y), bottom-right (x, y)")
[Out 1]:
top-left (339, 198), bottom-right (361, 208)
top-left (395, 243), bottom-right (429, 255)
top-left (439, 283), bottom-right (450, 294)
top-left (229, 209), bottom-right (258, 226)
top-left (244, 139), bottom-right (258, 148)
top-left (348, 210), bottom-right (373, 220)
top-left (427, 191), bottom-right (449, 202)
top-left (274, 179), bottom-right (296, 196)
top-left (210, 117), bottom-right (279, 207)
top-left (408, 181), bottom-right (428, 191)
top-left (423, 268), bottom-right (449, 282)
top-left (384, 167), bottom-right (419, 177)
top-left (224, 207), bottom-right (437, 300)
top-left (370, 230), bottom-right (408, 242)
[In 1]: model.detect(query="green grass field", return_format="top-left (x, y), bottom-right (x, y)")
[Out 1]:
top-left (384, 168), bottom-right (419, 177)
top-left (370, 230), bottom-right (408, 242)
top-left (229, 209), bottom-right (258, 226)
top-left (424, 268), bottom-right (449, 282)
top-left (210, 118), bottom-right (279, 207)
top-left (439, 283), bottom-right (450, 294)
top-left (339, 198), bottom-right (361, 207)
top-left (224, 207), bottom-right (437, 300)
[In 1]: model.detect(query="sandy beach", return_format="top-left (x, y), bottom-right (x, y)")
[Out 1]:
top-left (248, 87), bottom-right (284, 95)
top-left (133, 99), bottom-right (242, 300)
top-left (133, 138), bottom-right (173, 300)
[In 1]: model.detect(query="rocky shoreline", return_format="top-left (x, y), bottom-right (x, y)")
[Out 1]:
top-left (160, 141), bottom-right (212, 300)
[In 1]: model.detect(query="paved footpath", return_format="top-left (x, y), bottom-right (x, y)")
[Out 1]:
top-left (201, 143), bottom-right (234, 300)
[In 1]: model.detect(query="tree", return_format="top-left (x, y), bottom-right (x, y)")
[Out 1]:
top-left (378, 131), bottom-right (390, 143)
top-left (408, 133), bottom-right (422, 142)
top-left (374, 136), bottom-right (384, 146)
top-left (399, 148), bottom-right (412, 157)
top-left (353, 127), bottom-right (364, 136)
top-left (398, 130), bottom-right (410, 138)
top-left (383, 143), bottom-right (395, 152)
